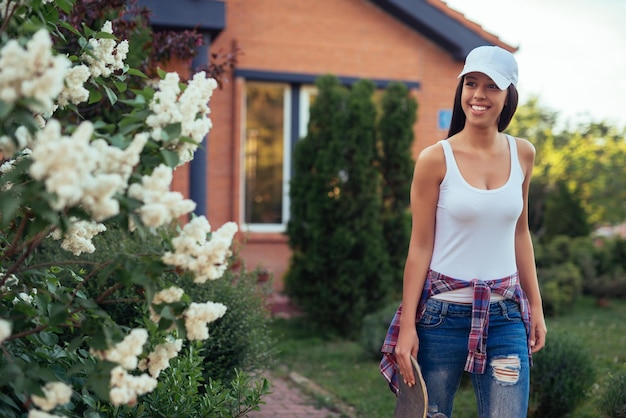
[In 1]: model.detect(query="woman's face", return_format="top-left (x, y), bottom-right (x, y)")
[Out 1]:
top-left (461, 72), bottom-right (508, 128)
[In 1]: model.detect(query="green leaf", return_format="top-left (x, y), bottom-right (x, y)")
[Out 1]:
top-left (0, 100), bottom-right (14, 118)
top-left (58, 20), bottom-right (82, 36)
top-left (56, 0), bottom-right (74, 14)
top-left (160, 149), bottom-right (180, 168)
top-left (88, 89), bottom-right (102, 104)
top-left (114, 81), bottom-right (127, 93)
top-left (48, 303), bottom-right (69, 327)
top-left (127, 68), bottom-right (148, 78)
top-left (35, 331), bottom-right (59, 346)
top-left (103, 85), bottom-right (118, 105)
top-left (118, 122), bottom-right (143, 136)
top-left (157, 67), bottom-right (168, 79)
top-left (0, 393), bottom-right (19, 410)
top-left (94, 31), bottom-right (117, 40)
top-left (162, 122), bottom-right (182, 141)
top-left (0, 191), bottom-right (22, 228)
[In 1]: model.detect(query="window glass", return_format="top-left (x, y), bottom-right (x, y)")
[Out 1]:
top-left (244, 83), bottom-right (287, 225)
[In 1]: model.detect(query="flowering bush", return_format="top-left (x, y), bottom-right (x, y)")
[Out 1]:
top-left (0, 1), bottom-right (268, 417)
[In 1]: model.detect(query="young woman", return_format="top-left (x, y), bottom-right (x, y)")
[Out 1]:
top-left (381, 46), bottom-right (547, 418)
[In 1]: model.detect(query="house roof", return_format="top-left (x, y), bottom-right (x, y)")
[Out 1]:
top-left (370, 0), bottom-right (516, 60)
top-left (136, 0), bottom-right (225, 38)
top-left (136, 0), bottom-right (514, 61)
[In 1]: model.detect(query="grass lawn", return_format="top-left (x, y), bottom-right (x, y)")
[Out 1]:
top-left (268, 296), bottom-right (626, 418)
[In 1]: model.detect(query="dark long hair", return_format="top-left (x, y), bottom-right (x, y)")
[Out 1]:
top-left (446, 77), bottom-right (519, 138)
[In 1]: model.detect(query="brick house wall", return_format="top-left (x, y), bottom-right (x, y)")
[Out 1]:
top-left (170, 0), bottom-right (513, 291)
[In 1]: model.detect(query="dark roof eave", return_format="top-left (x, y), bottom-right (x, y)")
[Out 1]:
top-left (370, 0), bottom-right (498, 60)
top-left (136, 0), bottom-right (225, 38)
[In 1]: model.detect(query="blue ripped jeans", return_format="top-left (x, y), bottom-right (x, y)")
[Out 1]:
top-left (417, 298), bottom-right (530, 418)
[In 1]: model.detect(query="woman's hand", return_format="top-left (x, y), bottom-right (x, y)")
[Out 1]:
top-left (395, 325), bottom-right (419, 387)
top-left (530, 306), bottom-right (547, 353)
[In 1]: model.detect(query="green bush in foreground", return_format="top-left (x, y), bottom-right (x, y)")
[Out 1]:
top-left (360, 300), bottom-right (401, 360)
top-left (529, 331), bottom-right (596, 417)
top-left (596, 370), bottom-right (626, 418)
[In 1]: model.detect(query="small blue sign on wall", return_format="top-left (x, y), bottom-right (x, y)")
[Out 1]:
top-left (438, 109), bottom-right (452, 130)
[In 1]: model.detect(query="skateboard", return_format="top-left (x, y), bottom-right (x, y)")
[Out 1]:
top-left (394, 355), bottom-right (428, 418)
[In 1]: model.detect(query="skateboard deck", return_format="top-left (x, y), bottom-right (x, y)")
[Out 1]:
top-left (394, 356), bottom-right (428, 418)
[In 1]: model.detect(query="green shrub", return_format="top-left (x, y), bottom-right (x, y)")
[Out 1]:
top-left (175, 269), bottom-right (275, 383)
top-left (360, 300), bottom-right (401, 360)
top-left (286, 76), bottom-right (391, 337)
top-left (134, 344), bottom-right (271, 418)
top-left (596, 370), bottom-right (626, 418)
top-left (529, 331), bottom-right (596, 417)
top-left (569, 236), bottom-right (598, 282)
top-left (32, 225), bottom-right (274, 406)
top-left (377, 82), bottom-right (416, 297)
top-left (538, 261), bottom-right (583, 316)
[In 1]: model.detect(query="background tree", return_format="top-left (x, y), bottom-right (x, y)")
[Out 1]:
top-left (509, 99), bottom-right (626, 235)
top-left (377, 82), bottom-right (417, 298)
top-left (286, 76), bottom-right (390, 337)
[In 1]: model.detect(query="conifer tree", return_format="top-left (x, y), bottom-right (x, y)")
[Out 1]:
top-left (286, 76), bottom-right (390, 336)
top-left (377, 82), bottom-right (417, 296)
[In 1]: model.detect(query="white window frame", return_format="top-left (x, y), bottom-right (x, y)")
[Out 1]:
top-left (241, 83), bottom-right (292, 233)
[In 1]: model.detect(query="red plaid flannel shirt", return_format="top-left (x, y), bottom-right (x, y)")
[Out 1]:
top-left (380, 269), bottom-right (532, 395)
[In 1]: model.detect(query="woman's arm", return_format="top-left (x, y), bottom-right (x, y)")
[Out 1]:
top-left (515, 137), bottom-right (547, 353)
top-left (395, 143), bottom-right (444, 386)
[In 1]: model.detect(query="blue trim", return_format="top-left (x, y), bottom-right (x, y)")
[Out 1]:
top-left (234, 69), bottom-right (421, 90)
top-left (290, 87), bottom-right (301, 178)
top-left (189, 36), bottom-right (212, 217)
top-left (136, 0), bottom-right (225, 37)
top-left (190, 139), bottom-right (208, 217)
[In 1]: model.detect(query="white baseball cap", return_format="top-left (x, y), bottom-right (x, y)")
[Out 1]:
top-left (458, 46), bottom-right (518, 90)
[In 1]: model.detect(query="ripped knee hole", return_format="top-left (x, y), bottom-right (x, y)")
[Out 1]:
top-left (491, 355), bottom-right (520, 384)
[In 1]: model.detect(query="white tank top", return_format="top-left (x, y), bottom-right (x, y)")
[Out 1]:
top-left (430, 135), bottom-right (524, 289)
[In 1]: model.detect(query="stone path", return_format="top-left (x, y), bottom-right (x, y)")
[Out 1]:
top-left (248, 371), bottom-right (355, 418)
top-left (249, 294), bottom-right (356, 417)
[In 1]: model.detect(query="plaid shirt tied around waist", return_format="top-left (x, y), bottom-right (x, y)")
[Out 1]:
top-left (380, 269), bottom-right (532, 395)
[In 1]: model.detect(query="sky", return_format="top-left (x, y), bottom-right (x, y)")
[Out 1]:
top-left (444, 0), bottom-right (626, 128)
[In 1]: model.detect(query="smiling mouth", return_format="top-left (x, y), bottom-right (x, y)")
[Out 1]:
top-left (471, 105), bottom-right (488, 111)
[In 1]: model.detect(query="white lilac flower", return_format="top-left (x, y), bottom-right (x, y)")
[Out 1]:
top-left (127, 164), bottom-right (196, 229)
top-left (0, 273), bottom-right (19, 292)
top-left (0, 157), bottom-right (15, 175)
top-left (81, 21), bottom-right (128, 78)
top-left (0, 0), bottom-right (53, 15)
top-left (153, 287), bottom-right (184, 305)
top-left (109, 366), bottom-right (157, 406)
top-left (0, 126), bottom-right (33, 158)
top-left (0, 29), bottom-right (70, 113)
top-left (29, 120), bottom-right (99, 210)
top-left (28, 410), bottom-right (64, 418)
top-left (28, 119), bottom-right (132, 221)
top-left (138, 337), bottom-right (183, 377)
top-left (91, 133), bottom-right (148, 182)
top-left (0, 319), bottom-right (12, 343)
top-left (57, 64), bottom-right (90, 106)
top-left (30, 382), bottom-right (72, 412)
top-left (50, 219), bottom-right (107, 256)
top-left (162, 218), bottom-right (238, 283)
top-left (12, 292), bottom-right (34, 306)
top-left (79, 173), bottom-right (125, 221)
top-left (183, 301), bottom-right (227, 341)
top-left (92, 328), bottom-right (148, 371)
top-left (149, 286), bottom-right (185, 323)
top-left (146, 71), bottom-right (218, 164)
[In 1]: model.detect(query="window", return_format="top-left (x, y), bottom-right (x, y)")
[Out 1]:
top-left (242, 82), bottom-right (317, 232)
top-left (243, 82), bottom-right (290, 230)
